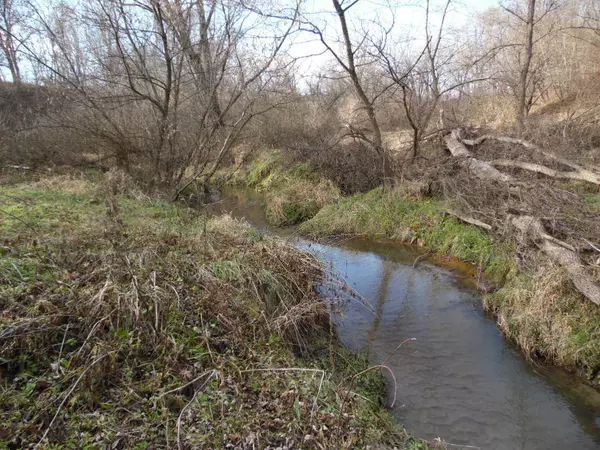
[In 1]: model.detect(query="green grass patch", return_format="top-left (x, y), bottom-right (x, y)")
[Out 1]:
top-left (585, 194), bottom-right (600, 214)
top-left (224, 152), bottom-right (341, 226)
top-left (485, 267), bottom-right (600, 382)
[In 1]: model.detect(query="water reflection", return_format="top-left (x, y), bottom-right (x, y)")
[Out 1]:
top-left (309, 239), bottom-right (600, 450)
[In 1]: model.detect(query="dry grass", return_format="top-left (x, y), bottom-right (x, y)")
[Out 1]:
top-left (0, 172), bottom-right (422, 449)
top-left (224, 153), bottom-right (341, 226)
top-left (486, 265), bottom-right (600, 378)
top-left (265, 177), bottom-right (341, 226)
top-left (30, 174), bottom-right (96, 195)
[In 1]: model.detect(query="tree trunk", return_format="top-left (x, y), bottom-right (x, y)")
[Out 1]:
top-left (443, 129), bottom-right (513, 183)
top-left (511, 215), bottom-right (600, 306)
top-left (331, 0), bottom-right (392, 179)
top-left (463, 134), bottom-right (600, 185)
top-left (490, 159), bottom-right (600, 185)
top-left (517, 0), bottom-right (536, 133)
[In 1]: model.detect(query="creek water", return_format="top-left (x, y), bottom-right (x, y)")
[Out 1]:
top-left (206, 188), bottom-right (600, 450)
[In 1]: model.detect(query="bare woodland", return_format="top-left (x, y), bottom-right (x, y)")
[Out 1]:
top-left (1, 0), bottom-right (600, 304)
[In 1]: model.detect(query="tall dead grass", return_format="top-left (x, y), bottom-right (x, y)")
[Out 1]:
top-left (485, 265), bottom-right (600, 376)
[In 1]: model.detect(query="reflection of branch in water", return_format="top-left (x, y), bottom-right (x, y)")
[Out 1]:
top-left (437, 439), bottom-right (481, 449)
top-left (413, 249), bottom-right (433, 267)
top-left (367, 259), bottom-right (394, 343)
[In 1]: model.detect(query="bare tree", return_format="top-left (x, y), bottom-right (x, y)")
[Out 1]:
top-left (516, 0), bottom-right (536, 132)
top-left (0, 0), bottom-right (25, 83)
top-left (500, 0), bottom-right (562, 131)
top-left (373, 0), bottom-right (491, 158)
top-left (11, 0), bottom-right (301, 194)
top-left (305, 0), bottom-right (393, 178)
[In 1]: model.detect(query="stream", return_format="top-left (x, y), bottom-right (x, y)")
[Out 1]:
top-left (206, 188), bottom-right (600, 450)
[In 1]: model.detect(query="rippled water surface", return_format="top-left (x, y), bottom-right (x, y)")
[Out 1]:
top-left (207, 188), bottom-right (600, 450)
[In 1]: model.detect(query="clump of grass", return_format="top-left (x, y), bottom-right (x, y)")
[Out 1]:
top-left (485, 265), bottom-right (600, 382)
top-left (229, 152), bottom-right (341, 226)
top-left (301, 186), bottom-right (514, 283)
top-left (246, 151), bottom-right (284, 187)
top-left (585, 194), bottom-right (600, 214)
top-left (265, 178), bottom-right (340, 225)
top-left (0, 174), bottom-right (426, 449)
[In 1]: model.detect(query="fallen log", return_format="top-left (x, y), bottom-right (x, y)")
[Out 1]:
top-left (489, 159), bottom-right (600, 185)
top-left (462, 135), bottom-right (600, 186)
top-left (444, 129), bottom-right (513, 183)
top-left (511, 215), bottom-right (600, 306)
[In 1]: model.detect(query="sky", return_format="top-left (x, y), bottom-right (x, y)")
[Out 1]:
top-left (290, 0), bottom-right (502, 85)
top-left (0, 0), bottom-right (502, 84)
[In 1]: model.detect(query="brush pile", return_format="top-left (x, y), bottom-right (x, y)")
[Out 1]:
top-left (401, 128), bottom-right (600, 306)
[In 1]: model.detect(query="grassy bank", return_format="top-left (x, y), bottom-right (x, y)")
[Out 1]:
top-left (0, 172), bottom-right (429, 449)
top-left (299, 186), bottom-right (600, 385)
top-left (300, 186), bottom-right (515, 285)
top-left (220, 152), bottom-right (340, 226)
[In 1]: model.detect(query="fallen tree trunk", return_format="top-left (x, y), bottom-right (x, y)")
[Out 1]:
top-left (444, 130), bottom-right (513, 183)
top-left (463, 135), bottom-right (600, 186)
top-left (489, 159), bottom-right (600, 184)
top-left (511, 215), bottom-right (600, 306)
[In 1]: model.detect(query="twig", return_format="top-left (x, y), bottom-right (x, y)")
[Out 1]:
top-left (311, 370), bottom-right (326, 419)
top-left (176, 371), bottom-right (217, 450)
top-left (337, 362), bottom-right (398, 441)
top-left (75, 308), bottom-right (114, 356)
top-left (177, 390), bottom-right (199, 450)
top-left (413, 250), bottom-right (433, 267)
top-left (346, 365), bottom-right (398, 408)
top-left (443, 209), bottom-right (493, 231)
top-left (157, 370), bottom-right (217, 399)
top-left (584, 238), bottom-right (600, 254)
top-left (35, 351), bottom-right (116, 449)
top-left (240, 367), bottom-right (325, 375)
top-left (57, 324), bottom-right (70, 362)
top-left (380, 338), bottom-right (417, 366)
top-left (0, 207), bottom-right (39, 234)
top-left (435, 438), bottom-right (481, 449)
